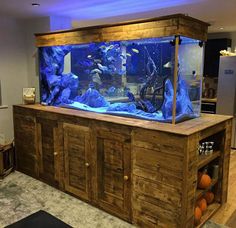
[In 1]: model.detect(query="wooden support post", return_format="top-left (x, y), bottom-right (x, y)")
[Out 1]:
top-left (172, 36), bottom-right (179, 124)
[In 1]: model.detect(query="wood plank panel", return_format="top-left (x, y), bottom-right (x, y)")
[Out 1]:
top-left (35, 14), bottom-right (209, 47)
top-left (13, 105), bottom-right (232, 227)
top-left (13, 113), bottom-right (37, 177)
top-left (13, 105), bottom-right (232, 136)
top-left (36, 118), bottom-right (59, 187)
top-left (133, 146), bottom-right (183, 178)
top-left (96, 127), bottom-right (131, 221)
top-left (133, 193), bottom-right (180, 227)
top-left (63, 123), bottom-right (91, 201)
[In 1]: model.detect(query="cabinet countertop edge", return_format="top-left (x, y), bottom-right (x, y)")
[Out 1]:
top-left (13, 104), bottom-right (233, 136)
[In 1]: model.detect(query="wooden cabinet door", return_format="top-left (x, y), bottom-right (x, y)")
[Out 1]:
top-left (95, 129), bottom-right (131, 221)
top-left (63, 123), bottom-right (91, 201)
top-left (36, 117), bottom-right (62, 188)
top-left (13, 113), bottom-right (37, 177)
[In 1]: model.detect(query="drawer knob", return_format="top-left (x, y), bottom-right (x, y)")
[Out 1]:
top-left (85, 162), bottom-right (90, 167)
top-left (54, 152), bottom-right (58, 156)
top-left (124, 175), bottom-right (129, 181)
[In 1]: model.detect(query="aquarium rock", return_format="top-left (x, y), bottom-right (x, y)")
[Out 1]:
top-left (176, 77), bottom-right (194, 115)
top-left (46, 75), bottom-right (62, 89)
top-left (162, 77), bottom-right (194, 119)
top-left (107, 103), bottom-right (136, 113)
top-left (75, 88), bottom-right (110, 108)
top-left (56, 88), bottom-right (73, 104)
top-left (162, 78), bottom-right (174, 119)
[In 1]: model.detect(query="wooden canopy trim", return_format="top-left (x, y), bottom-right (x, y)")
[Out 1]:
top-left (35, 14), bottom-right (209, 47)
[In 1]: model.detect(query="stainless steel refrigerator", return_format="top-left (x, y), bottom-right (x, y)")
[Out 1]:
top-left (217, 56), bottom-right (236, 149)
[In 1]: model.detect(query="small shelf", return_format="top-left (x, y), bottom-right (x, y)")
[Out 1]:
top-left (0, 105), bottom-right (8, 109)
top-left (196, 178), bottom-right (218, 200)
top-left (196, 202), bottom-right (221, 228)
top-left (201, 98), bottom-right (217, 103)
top-left (198, 151), bottom-right (221, 169)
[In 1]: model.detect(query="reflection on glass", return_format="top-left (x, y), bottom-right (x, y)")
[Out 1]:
top-left (39, 36), bottom-right (203, 122)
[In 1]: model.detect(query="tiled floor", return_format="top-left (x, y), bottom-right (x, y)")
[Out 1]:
top-left (0, 172), bottom-right (133, 228)
top-left (211, 150), bottom-right (236, 227)
top-left (1, 150), bottom-right (235, 228)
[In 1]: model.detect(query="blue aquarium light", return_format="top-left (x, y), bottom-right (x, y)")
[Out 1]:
top-left (39, 35), bottom-right (203, 123)
top-left (57, 0), bottom-right (202, 20)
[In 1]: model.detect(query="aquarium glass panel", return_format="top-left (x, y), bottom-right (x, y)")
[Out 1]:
top-left (178, 36), bottom-right (204, 118)
top-left (39, 35), bottom-right (202, 123)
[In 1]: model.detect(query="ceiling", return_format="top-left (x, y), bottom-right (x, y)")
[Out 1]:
top-left (1, 0), bottom-right (236, 33)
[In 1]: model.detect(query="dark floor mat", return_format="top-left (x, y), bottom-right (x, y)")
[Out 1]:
top-left (5, 210), bottom-right (72, 228)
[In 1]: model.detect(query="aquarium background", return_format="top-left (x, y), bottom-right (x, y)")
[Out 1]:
top-left (39, 36), bottom-right (203, 123)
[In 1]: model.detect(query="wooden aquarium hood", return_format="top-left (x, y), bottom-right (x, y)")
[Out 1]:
top-left (35, 14), bottom-right (209, 47)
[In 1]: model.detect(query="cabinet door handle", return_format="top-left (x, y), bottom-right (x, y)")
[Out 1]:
top-left (124, 175), bottom-right (129, 181)
top-left (85, 162), bottom-right (90, 167)
top-left (54, 152), bottom-right (58, 156)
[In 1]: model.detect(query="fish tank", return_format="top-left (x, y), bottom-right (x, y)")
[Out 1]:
top-left (38, 18), bottom-right (205, 123)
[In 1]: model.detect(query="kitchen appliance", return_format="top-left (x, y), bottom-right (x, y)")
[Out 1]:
top-left (217, 56), bottom-right (236, 148)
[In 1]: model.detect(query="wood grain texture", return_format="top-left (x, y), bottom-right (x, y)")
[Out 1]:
top-left (181, 133), bottom-right (199, 227)
top-left (132, 128), bottom-right (184, 227)
top-left (0, 142), bottom-right (14, 179)
top-left (95, 124), bottom-right (131, 221)
top-left (35, 14), bottom-right (209, 47)
top-left (63, 123), bottom-right (91, 201)
top-left (172, 35), bottom-right (179, 124)
top-left (13, 105), bottom-right (233, 227)
top-left (13, 110), bottom-right (37, 178)
top-left (13, 105), bottom-right (232, 136)
top-left (211, 150), bottom-right (236, 225)
top-left (36, 117), bottom-right (59, 187)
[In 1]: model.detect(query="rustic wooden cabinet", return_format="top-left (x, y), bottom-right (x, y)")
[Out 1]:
top-left (13, 109), bottom-right (63, 188)
top-left (36, 117), bottom-right (60, 187)
top-left (13, 105), bottom-right (232, 227)
top-left (63, 123), bottom-right (91, 201)
top-left (95, 126), bottom-right (131, 221)
top-left (14, 112), bottom-right (37, 177)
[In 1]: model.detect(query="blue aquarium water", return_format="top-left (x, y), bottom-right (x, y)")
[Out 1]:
top-left (39, 36), bottom-right (203, 122)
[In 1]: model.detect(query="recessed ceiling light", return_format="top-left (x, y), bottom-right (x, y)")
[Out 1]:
top-left (32, 3), bottom-right (40, 7)
top-left (220, 27), bottom-right (224, 30)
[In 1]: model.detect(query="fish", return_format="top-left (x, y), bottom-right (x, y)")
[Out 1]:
top-left (107, 86), bottom-right (117, 96)
top-left (126, 91), bottom-right (135, 102)
top-left (87, 55), bottom-right (92, 59)
top-left (132, 48), bottom-right (139, 53)
top-left (107, 56), bottom-right (116, 62)
top-left (99, 45), bottom-right (106, 49)
top-left (99, 44), bottom-right (115, 53)
top-left (92, 73), bottom-right (102, 85)
top-left (163, 61), bottom-right (172, 68)
top-left (119, 54), bottom-right (126, 60)
top-left (126, 53), bottom-right (131, 57)
top-left (97, 63), bottom-right (109, 72)
top-left (94, 59), bottom-right (102, 63)
top-left (91, 68), bottom-right (102, 74)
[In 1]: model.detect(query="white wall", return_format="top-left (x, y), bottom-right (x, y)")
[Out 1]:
top-left (0, 16), bottom-right (28, 141)
top-left (0, 15), bottom-right (73, 142)
top-left (23, 17), bottom-right (50, 102)
top-left (23, 16), bottom-right (72, 101)
top-left (50, 16), bottom-right (72, 31)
